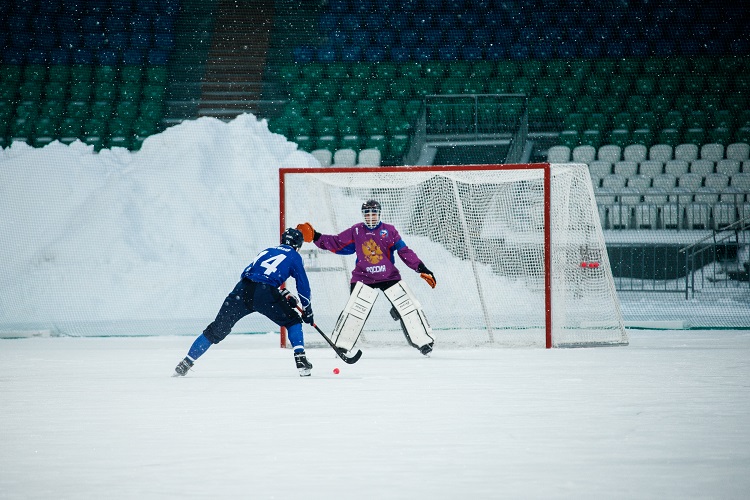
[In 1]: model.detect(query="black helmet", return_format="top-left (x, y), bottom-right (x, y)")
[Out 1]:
top-left (361, 199), bottom-right (381, 213)
top-left (281, 227), bottom-right (303, 249)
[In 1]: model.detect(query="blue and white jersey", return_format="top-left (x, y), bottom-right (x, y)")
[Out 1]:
top-left (242, 245), bottom-right (312, 307)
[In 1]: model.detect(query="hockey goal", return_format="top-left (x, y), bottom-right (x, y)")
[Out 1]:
top-left (279, 163), bottom-right (627, 348)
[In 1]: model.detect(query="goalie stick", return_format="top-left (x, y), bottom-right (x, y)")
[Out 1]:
top-left (294, 305), bottom-right (363, 364)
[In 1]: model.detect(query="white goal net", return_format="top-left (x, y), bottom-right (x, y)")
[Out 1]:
top-left (281, 163), bottom-right (627, 348)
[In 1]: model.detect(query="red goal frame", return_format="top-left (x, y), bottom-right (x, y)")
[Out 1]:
top-left (279, 163), bottom-right (553, 348)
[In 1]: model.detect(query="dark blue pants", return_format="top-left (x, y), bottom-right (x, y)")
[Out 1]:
top-left (202, 279), bottom-right (301, 344)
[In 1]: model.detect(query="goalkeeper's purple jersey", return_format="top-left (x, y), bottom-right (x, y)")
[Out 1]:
top-left (314, 222), bottom-right (423, 285)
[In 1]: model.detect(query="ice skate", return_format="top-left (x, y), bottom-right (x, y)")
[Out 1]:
top-left (419, 343), bottom-right (433, 356)
top-left (173, 357), bottom-right (193, 377)
top-left (294, 350), bottom-right (313, 377)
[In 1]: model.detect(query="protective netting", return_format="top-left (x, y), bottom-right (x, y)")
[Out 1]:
top-left (282, 164), bottom-right (627, 348)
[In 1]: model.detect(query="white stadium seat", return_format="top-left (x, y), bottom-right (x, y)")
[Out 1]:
top-left (715, 159), bottom-right (741, 176)
top-left (333, 148), bottom-right (357, 166)
top-left (572, 145), bottom-right (596, 163)
top-left (725, 142), bottom-right (749, 161)
top-left (356, 148), bottom-right (381, 166)
top-left (311, 148), bottom-right (333, 167)
top-left (597, 144), bottom-right (622, 163)
top-left (547, 145), bottom-right (571, 162)
top-left (652, 174), bottom-right (677, 190)
top-left (689, 159), bottom-right (715, 176)
top-left (665, 160), bottom-right (689, 176)
top-left (700, 143), bottom-right (724, 161)
top-left (674, 143), bottom-right (699, 161)
top-left (614, 160), bottom-right (638, 176)
top-left (638, 160), bottom-right (664, 177)
top-left (649, 144), bottom-right (673, 162)
top-left (623, 144), bottom-right (647, 162)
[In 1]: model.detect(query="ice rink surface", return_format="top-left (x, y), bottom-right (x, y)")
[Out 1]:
top-left (1, 329), bottom-right (749, 499)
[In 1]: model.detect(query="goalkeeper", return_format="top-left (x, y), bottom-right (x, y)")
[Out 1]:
top-left (297, 199), bottom-right (437, 355)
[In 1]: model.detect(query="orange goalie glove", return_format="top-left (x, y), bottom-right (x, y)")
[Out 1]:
top-left (296, 222), bottom-right (315, 243)
top-left (417, 263), bottom-right (436, 288)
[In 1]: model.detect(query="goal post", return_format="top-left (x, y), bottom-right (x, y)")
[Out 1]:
top-left (279, 163), bottom-right (627, 349)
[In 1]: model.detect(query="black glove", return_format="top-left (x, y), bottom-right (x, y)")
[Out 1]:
top-left (417, 263), bottom-right (436, 288)
top-left (313, 230), bottom-right (322, 242)
top-left (280, 288), bottom-right (298, 308)
top-left (301, 304), bottom-right (314, 325)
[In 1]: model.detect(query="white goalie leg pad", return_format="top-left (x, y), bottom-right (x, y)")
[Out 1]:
top-left (384, 280), bottom-right (434, 349)
top-left (330, 282), bottom-right (378, 352)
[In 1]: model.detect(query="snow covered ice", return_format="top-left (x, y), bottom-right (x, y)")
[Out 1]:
top-left (1, 115), bottom-right (749, 498)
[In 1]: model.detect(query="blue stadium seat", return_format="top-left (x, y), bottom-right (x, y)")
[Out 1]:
top-left (340, 45), bottom-right (362, 62)
top-left (390, 46), bottom-right (411, 63)
top-left (413, 46), bottom-right (434, 61)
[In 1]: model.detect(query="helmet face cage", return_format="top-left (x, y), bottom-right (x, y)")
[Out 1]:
top-left (361, 199), bottom-right (381, 229)
top-left (281, 228), bottom-right (303, 249)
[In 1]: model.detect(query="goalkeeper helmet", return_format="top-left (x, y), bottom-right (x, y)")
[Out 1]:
top-left (361, 199), bottom-right (381, 229)
top-left (281, 227), bottom-right (304, 249)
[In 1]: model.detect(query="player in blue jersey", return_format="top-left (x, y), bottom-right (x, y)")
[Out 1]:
top-left (173, 228), bottom-right (315, 377)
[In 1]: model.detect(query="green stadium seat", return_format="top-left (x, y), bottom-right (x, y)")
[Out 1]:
top-left (338, 117), bottom-right (359, 136)
top-left (294, 135), bottom-right (313, 151)
top-left (723, 93), bottom-right (748, 114)
top-left (356, 99), bottom-right (377, 117)
top-left (16, 102), bottom-right (39, 121)
top-left (704, 75), bottom-right (728, 94)
top-left (0, 65), bottom-right (22, 83)
top-left (471, 61), bottom-right (494, 79)
top-left (609, 77), bottom-right (631, 96)
top-left (306, 100), bottom-right (328, 119)
top-left (374, 62), bottom-right (398, 80)
top-left (521, 60), bottom-right (543, 78)
top-left (381, 99), bottom-right (402, 118)
top-left (139, 101), bottom-right (163, 122)
top-left (404, 99), bottom-right (423, 121)
top-left (39, 100), bottom-right (65, 124)
top-left (558, 76), bottom-right (581, 96)
top-left (301, 63), bottom-right (324, 80)
top-left (23, 64), bottom-right (46, 83)
top-left (511, 77), bottom-right (533, 95)
top-left (667, 57), bottom-right (690, 75)
top-left (598, 96), bottom-right (621, 116)
top-left (580, 129), bottom-right (602, 148)
top-left (325, 62), bottom-right (348, 80)
top-left (349, 62), bottom-right (372, 80)
top-left (331, 100), bottom-right (354, 118)
top-left (94, 65), bottom-right (118, 83)
top-left (584, 75), bottom-right (607, 96)
top-left (462, 79), bottom-right (483, 94)
top-left (66, 101), bottom-right (89, 121)
top-left (569, 60), bottom-right (591, 81)
top-left (685, 110), bottom-right (708, 129)
top-left (389, 134), bottom-right (409, 161)
top-left (558, 129), bottom-right (580, 148)
top-left (658, 76), bottom-right (681, 96)
top-left (278, 63), bottom-right (300, 82)
top-left (411, 78), bottom-right (437, 97)
top-left (387, 117), bottom-right (411, 135)
top-left (365, 134), bottom-right (387, 153)
top-left (626, 95), bottom-right (649, 114)
top-left (440, 78), bottom-right (463, 95)
top-left (712, 110), bottom-right (734, 129)
top-left (649, 95), bottom-right (672, 116)
top-left (708, 127), bottom-right (732, 145)
top-left (699, 95), bottom-right (721, 114)
top-left (485, 78), bottom-right (509, 94)
top-left (661, 111), bottom-right (683, 129)
top-left (289, 81), bottom-right (313, 100)
top-left (563, 112), bottom-right (586, 131)
top-left (546, 60), bottom-right (569, 79)
top-left (119, 82), bottom-right (141, 102)
top-left (636, 111), bottom-right (658, 130)
top-left (618, 59), bottom-right (641, 76)
top-left (399, 62), bottom-right (422, 79)
top-left (0, 81), bottom-right (16, 101)
top-left (120, 66), bottom-right (143, 84)
top-left (593, 59), bottom-right (616, 76)
top-left (145, 66), bottom-right (168, 85)
top-left (340, 80), bottom-right (364, 100)
top-left (735, 127), bottom-right (750, 144)
top-left (141, 85), bottom-right (165, 102)
top-left (316, 135), bottom-right (337, 152)
top-left (314, 79), bottom-right (338, 100)
top-left (361, 115), bottom-right (387, 136)
top-left (682, 75), bottom-right (704, 94)
top-left (631, 128), bottom-right (654, 146)
top-left (47, 65), bottom-right (71, 83)
top-left (692, 56), bottom-right (715, 74)
top-left (43, 82), bottom-right (67, 102)
top-left (339, 134), bottom-right (361, 150)
top-left (575, 96), bottom-right (597, 114)
top-left (19, 81), bottom-right (43, 102)
top-left (658, 128), bottom-right (680, 147)
top-left (495, 61), bottom-right (518, 79)
top-left (289, 117), bottom-right (312, 137)
top-left (550, 97), bottom-right (574, 119)
top-left (635, 77), bottom-right (657, 95)
top-left (609, 129), bottom-right (631, 148)
top-left (315, 116), bottom-right (337, 136)
top-left (535, 77), bottom-right (557, 97)
top-left (673, 95), bottom-right (697, 116)
top-left (423, 61), bottom-right (446, 79)
top-left (115, 101), bottom-right (139, 122)
top-left (586, 113), bottom-right (608, 131)
top-left (70, 64), bottom-right (93, 84)
top-left (94, 82), bottom-right (116, 102)
top-left (69, 81), bottom-right (92, 101)
top-left (447, 61), bottom-right (471, 79)
top-left (682, 128), bottom-right (706, 145)
top-left (390, 78), bottom-right (412, 99)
